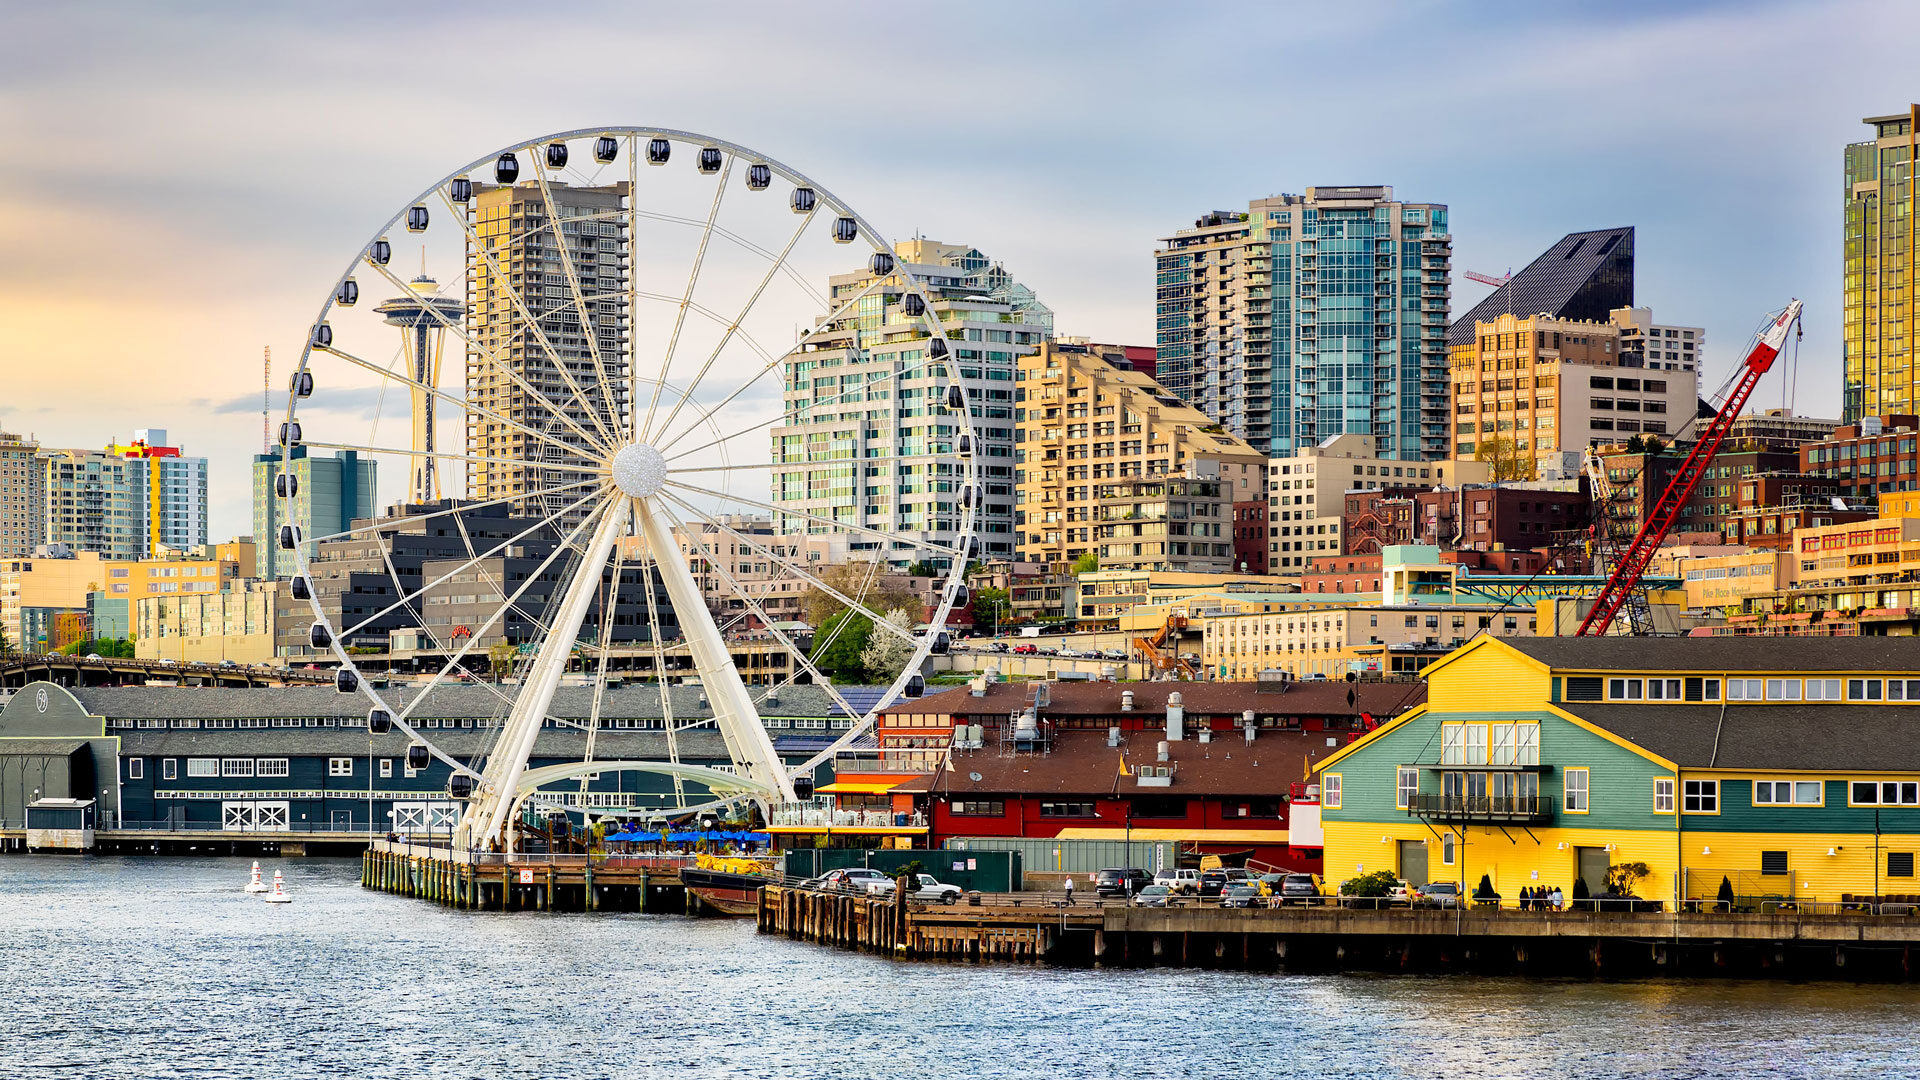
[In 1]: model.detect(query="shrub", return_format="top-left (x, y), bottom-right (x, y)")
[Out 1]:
top-left (1340, 869), bottom-right (1399, 898)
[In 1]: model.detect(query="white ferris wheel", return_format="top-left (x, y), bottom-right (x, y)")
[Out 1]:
top-left (278, 127), bottom-right (976, 850)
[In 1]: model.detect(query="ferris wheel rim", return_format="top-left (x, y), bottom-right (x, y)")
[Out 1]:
top-left (280, 126), bottom-right (982, 822)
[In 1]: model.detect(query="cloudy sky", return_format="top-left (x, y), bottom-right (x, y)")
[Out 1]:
top-left (1, 0), bottom-right (1914, 540)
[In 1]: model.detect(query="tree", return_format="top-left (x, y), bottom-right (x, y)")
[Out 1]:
top-left (487, 641), bottom-right (517, 683)
top-left (809, 609), bottom-right (873, 682)
top-left (1642, 437), bottom-right (1664, 457)
top-left (0, 622), bottom-right (12, 658)
top-left (971, 587), bottom-right (1012, 632)
top-left (1474, 436), bottom-right (1536, 481)
top-left (1623, 434), bottom-right (1647, 455)
top-left (1604, 861), bottom-right (1651, 899)
top-left (905, 560), bottom-right (936, 579)
top-left (858, 609), bottom-right (918, 683)
top-left (1474, 873), bottom-right (1498, 900)
top-left (1716, 875), bottom-right (1736, 912)
top-left (1572, 876), bottom-right (1590, 902)
top-left (800, 562), bottom-right (919, 628)
top-left (1071, 552), bottom-right (1099, 575)
top-left (1339, 869), bottom-right (1399, 898)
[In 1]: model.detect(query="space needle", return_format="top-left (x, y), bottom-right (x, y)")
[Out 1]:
top-left (375, 274), bottom-right (465, 504)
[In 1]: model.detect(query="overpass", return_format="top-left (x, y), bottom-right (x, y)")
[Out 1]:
top-left (0, 653), bottom-right (331, 690)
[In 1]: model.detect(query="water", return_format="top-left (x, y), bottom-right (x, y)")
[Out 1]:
top-left (1, 856), bottom-right (1914, 1079)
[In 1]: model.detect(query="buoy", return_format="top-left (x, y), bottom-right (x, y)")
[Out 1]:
top-left (244, 860), bottom-right (269, 894)
top-left (264, 869), bottom-right (292, 904)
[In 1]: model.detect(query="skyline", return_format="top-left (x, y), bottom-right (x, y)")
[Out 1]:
top-left (3, 1), bottom-right (1917, 540)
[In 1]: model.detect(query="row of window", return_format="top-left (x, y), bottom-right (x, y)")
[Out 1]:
top-left (1592, 675), bottom-right (1920, 704)
top-left (1330, 772), bottom-right (1920, 813)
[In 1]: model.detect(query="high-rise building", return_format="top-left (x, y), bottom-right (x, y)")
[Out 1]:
top-left (466, 180), bottom-right (629, 512)
top-left (105, 428), bottom-right (209, 555)
top-left (1155, 187), bottom-right (1452, 459)
top-left (252, 447), bottom-right (377, 579)
top-left (1014, 341), bottom-right (1266, 573)
top-left (0, 431), bottom-right (40, 558)
top-left (1446, 227), bottom-right (1635, 349)
top-left (37, 449), bottom-right (143, 559)
top-left (770, 240), bottom-right (1046, 568)
top-left (1446, 308), bottom-right (1701, 478)
top-left (1844, 106), bottom-right (1919, 421)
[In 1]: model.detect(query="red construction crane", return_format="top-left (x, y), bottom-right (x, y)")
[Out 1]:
top-left (1575, 299), bottom-right (1803, 636)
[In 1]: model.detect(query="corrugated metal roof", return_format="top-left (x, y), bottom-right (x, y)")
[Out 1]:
top-left (0, 737), bottom-right (94, 757)
top-left (1560, 702), bottom-right (1920, 772)
top-left (113, 729), bottom-right (732, 759)
top-left (1505, 636), bottom-right (1920, 673)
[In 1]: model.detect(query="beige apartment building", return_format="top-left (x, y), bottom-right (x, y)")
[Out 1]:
top-left (0, 549), bottom-right (107, 649)
top-left (1267, 433), bottom-right (1488, 573)
top-left (1016, 341), bottom-right (1266, 573)
top-left (136, 580), bottom-right (290, 665)
top-left (0, 432), bottom-right (40, 558)
top-left (1448, 309), bottom-right (1701, 478)
top-left (1202, 601), bottom-right (1535, 681)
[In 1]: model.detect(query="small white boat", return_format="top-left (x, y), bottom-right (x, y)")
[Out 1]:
top-left (244, 861), bottom-right (269, 894)
top-left (263, 869), bottom-right (292, 904)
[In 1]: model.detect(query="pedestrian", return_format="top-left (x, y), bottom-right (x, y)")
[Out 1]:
top-left (1551, 885), bottom-right (1564, 910)
top-left (1063, 875), bottom-right (1075, 905)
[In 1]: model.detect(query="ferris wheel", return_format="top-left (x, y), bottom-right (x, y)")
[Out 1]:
top-left (277, 127), bottom-right (977, 850)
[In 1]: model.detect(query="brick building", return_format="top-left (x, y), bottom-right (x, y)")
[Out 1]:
top-left (1232, 500), bottom-right (1269, 573)
top-left (1801, 415), bottom-right (1920, 500)
top-left (1412, 486), bottom-right (1591, 552)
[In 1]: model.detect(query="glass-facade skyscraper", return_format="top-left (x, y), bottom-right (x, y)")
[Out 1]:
top-left (1844, 105), bottom-right (1919, 422)
top-left (1155, 186), bottom-right (1451, 459)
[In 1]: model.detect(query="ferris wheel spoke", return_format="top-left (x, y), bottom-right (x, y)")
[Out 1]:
top-left (529, 152), bottom-right (624, 446)
top-left (580, 502), bottom-right (633, 777)
top-left (662, 479), bottom-right (966, 557)
top-left (314, 342), bottom-right (591, 467)
top-left (629, 512), bottom-right (690, 807)
top-left (360, 252), bottom-right (612, 456)
top-left (657, 500), bottom-right (868, 723)
top-left (625, 138), bottom-right (642, 442)
top-left (396, 498), bottom-right (614, 727)
top-left (296, 440), bottom-right (608, 477)
top-left (653, 275), bottom-right (891, 456)
top-left (649, 203), bottom-right (815, 445)
top-left (657, 491), bottom-right (916, 644)
top-left (298, 478), bottom-right (600, 546)
top-left (660, 344), bottom-right (953, 466)
top-left (334, 483), bottom-right (612, 640)
top-left (639, 154), bottom-right (734, 444)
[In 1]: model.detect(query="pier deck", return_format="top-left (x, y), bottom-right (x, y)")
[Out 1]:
top-left (758, 887), bottom-right (1920, 979)
top-left (360, 841), bottom-right (697, 913)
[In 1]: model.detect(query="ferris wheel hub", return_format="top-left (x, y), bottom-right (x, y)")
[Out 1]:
top-left (610, 442), bottom-right (667, 498)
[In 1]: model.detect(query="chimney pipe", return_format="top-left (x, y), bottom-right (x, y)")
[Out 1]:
top-left (1156, 740), bottom-right (1169, 763)
top-left (1166, 691), bottom-right (1184, 742)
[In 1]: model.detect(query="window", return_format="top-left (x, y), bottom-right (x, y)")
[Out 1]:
top-left (329, 757), bottom-right (354, 777)
top-left (949, 800), bottom-right (1004, 816)
top-left (1396, 766), bottom-right (1419, 809)
top-left (221, 758), bottom-right (255, 778)
top-left (380, 759), bottom-right (394, 778)
top-left (1513, 724), bottom-right (1539, 766)
top-left (1764, 678), bottom-right (1801, 701)
top-left (1759, 850), bottom-right (1789, 876)
top-left (1464, 725), bottom-right (1488, 766)
top-left (1683, 779), bottom-right (1719, 813)
top-left (1647, 678), bottom-right (1682, 701)
top-left (1804, 679), bottom-right (1842, 701)
top-left (1848, 678), bottom-right (1884, 701)
top-left (1654, 777), bottom-right (1675, 812)
top-left (1753, 779), bottom-right (1822, 805)
top-left (1892, 679), bottom-right (1920, 701)
top-left (162, 759), bottom-right (177, 781)
top-left (1039, 801), bottom-right (1096, 817)
top-left (187, 758), bottom-right (219, 777)
top-left (127, 758), bottom-right (143, 780)
top-left (1440, 726), bottom-right (1464, 765)
top-left (256, 758), bottom-right (289, 779)
top-left (1440, 834), bottom-right (1455, 865)
top-left (1851, 781), bottom-right (1920, 805)
top-left (1323, 774), bottom-right (1341, 809)
top-left (1608, 677), bottom-right (1644, 700)
top-left (1889, 852), bottom-right (1915, 878)
top-left (1726, 678), bottom-right (1763, 701)
top-left (1564, 768), bottom-right (1589, 813)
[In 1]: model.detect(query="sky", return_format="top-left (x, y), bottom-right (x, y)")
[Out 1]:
top-left (1, 0), bottom-right (1915, 541)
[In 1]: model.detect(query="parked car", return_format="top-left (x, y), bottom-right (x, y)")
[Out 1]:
top-left (1277, 873), bottom-right (1323, 905)
top-left (1102, 649), bottom-right (1128, 661)
top-left (1094, 868), bottom-right (1153, 898)
top-left (804, 868), bottom-right (893, 895)
top-left (1013, 643), bottom-right (1038, 655)
top-left (1219, 884), bottom-right (1263, 908)
top-left (870, 873), bottom-right (963, 904)
top-left (1135, 884), bottom-right (1174, 907)
top-left (1056, 647), bottom-right (1080, 658)
top-left (1162, 868), bottom-right (1201, 894)
top-left (1198, 869), bottom-right (1230, 897)
top-left (1387, 879), bottom-right (1414, 905)
top-left (1415, 882), bottom-right (1462, 908)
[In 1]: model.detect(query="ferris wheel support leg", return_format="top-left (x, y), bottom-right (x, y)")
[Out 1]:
top-left (463, 502), bottom-right (628, 852)
top-left (632, 495), bottom-right (796, 806)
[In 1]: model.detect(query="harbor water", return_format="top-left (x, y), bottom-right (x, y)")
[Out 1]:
top-left (1, 856), bottom-right (1914, 1079)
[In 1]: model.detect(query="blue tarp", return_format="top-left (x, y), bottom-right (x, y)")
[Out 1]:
top-left (604, 828), bottom-right (769, 844)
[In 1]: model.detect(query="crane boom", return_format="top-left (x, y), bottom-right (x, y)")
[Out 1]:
top-left (1575, 300), bottom-right (1803, 636)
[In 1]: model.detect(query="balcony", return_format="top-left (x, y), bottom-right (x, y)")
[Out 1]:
top-left (1407, 792), bottom-right (1551, 825)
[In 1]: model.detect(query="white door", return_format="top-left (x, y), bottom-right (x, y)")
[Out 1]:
top-left (254, 802), bottom-right (289, 830)
top-left (426, 804), bottom-right (459, 831)
top-left (222, 802), bottom-right (257, 830)
top-left (392, 803), bottom-right (428, 830)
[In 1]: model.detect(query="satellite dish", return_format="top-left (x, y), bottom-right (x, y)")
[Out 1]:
top-left (969, 772), bottom-right (983, 782)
